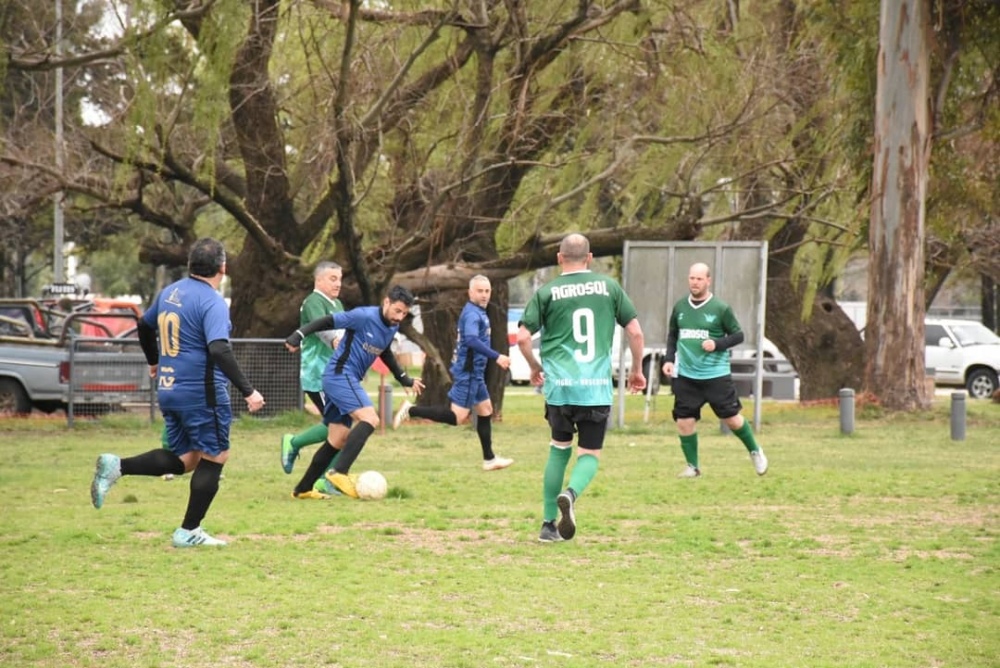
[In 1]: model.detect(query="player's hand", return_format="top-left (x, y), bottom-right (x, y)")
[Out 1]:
top-left (407, 378), bottom-right (425, 397)
top-left (628, 371), bottom-right (647, 394)
top-left (245, 390), bottom-right (265, 413)
top-left (284, 330), bottom-right (304, 352)
top-left (495, 354), bottom-right (511, 370)
top-left (701, 339), bottom-right (716, 352)
top-left (661, 361), bottom-right (675, 377)
top-left (147, 364), bottom-right (158, 379)
top-left (530, 367), bottom-right (544, 387)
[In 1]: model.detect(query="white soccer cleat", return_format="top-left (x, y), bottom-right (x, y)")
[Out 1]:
top-left (482, 456), bottom-right (513, 471)
top-left (750, 448), bottom-right (768, 476)
top-left (392, 399), bottom-right (413, 430)
top-left (172, 526), bottom-right (227, 548)
top-left (677, 464), bottom-right (701, 478)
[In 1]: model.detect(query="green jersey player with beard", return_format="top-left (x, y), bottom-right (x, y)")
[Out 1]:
top-left (517, 233), bottom-right (647, 542)
top-left (661, 262), bottom-right (768, 478)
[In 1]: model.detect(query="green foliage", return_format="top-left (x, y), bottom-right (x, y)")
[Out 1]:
top-left (1, 394), bottom-right (998, 667)
top-left (79, 231), bottom-right (157, 301)
top-left (114, 0), bottom-right (249, 192)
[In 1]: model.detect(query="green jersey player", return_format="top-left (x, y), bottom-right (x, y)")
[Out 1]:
top-left (517, 233), bottom-right (646, 542)
top-left (661, 262), bottom-right (768, 478)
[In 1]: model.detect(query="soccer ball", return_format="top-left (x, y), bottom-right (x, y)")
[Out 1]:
top-left (355, 470), bottom-right (388, 500)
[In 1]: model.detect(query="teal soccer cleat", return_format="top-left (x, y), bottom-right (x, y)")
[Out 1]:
top-left (90, 454), bottom-right (122, 509)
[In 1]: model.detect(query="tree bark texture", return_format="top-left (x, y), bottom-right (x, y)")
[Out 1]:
top-left (866, 0), bottom-right (932, 410)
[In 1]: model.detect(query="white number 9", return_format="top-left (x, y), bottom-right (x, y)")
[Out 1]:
top-left (572, 309), bottom-right (595, 362)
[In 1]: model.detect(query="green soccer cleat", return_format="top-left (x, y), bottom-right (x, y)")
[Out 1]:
top-left (313, 477), bottom-right (343, 496)
top-left (90, 454), bottom-right (122, 509)
top-left (280, 434), bottom-right (298, 475)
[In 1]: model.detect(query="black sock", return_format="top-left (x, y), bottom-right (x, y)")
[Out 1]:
top-left (476, 414), bottom-right (495, 460)
top-left (120, 449), bottom-right (185, 476)
top-left (333, 422), bottom-right (376, 473)
top-left (294, 441), bottom-right (338, 495)
top-left (181, 459), bottom-right (223, 530)
top-left (409, 405), bottom-right (457, 425)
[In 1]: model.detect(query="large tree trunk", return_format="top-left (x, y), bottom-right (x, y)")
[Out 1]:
top-left (865, 0), bottom-right (932, 410)
top-left (739, 219), bottom-right (866, 400)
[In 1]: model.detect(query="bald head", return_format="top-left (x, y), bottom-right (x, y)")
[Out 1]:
top-left (558, 233), bottom-right (591, 268)
top-left (687, 262), bottom-right (712, 300)
top-left (690, 263), bottom-right (711, 279)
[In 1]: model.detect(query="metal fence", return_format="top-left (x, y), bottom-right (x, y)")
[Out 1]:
top-left (67, 337), bottom-right (156, 427)
top-left (65, 338), bottom-right (303, 425)
top-left (229, 339), bottom-right (303, 417)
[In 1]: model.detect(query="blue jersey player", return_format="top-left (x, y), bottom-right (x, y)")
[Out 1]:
top-left (89, 238), bottom-right (265, 548)
top-left (284, 285), bottom-right (424, 499)
top-left (391, 275), bottom-right (514, 472)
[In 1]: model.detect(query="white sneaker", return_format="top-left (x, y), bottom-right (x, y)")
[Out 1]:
top-left (392, 399), bottom-right (413, 430)
top-left (750, 449), bottom-right (768, 476)
top-left (677, 464), bottom-right (701, 478)
top-left (172, 526), bottom-right (227, 548)
top-left (482, 456), bottom-right (513, 471)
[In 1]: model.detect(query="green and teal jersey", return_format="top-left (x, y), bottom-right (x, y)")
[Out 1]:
top-left (521, 270), bottom-right (638, 406)
top-left (669, 294), bottom-right (741, 380)
top-left (299, 290), bottom-right (344, 392)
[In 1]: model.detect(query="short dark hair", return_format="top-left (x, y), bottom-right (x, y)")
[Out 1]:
top-left (387, 285), bottom-right (415, 307)
top-left (188, 238), bottom-right (226, 278)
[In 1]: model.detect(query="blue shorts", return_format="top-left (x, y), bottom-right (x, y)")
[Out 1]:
top-left (448, 375), bottom-right (490, 408)
top-left (161, 405), bottom-right (232, 457)
top-left (321, 374), bottom-right (372, 427)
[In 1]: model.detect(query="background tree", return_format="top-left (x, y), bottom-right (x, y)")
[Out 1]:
top-left (2, 1), bottom-right (998, 408)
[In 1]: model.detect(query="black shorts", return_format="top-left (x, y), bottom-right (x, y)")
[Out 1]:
top-left (306, 390), bottom-right (326, 414)
top-left (671, 375), bottom-right (742, 421)
top-left (544, 403), bottom-right (610, 450)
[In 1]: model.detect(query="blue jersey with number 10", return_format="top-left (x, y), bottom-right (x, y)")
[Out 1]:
top-left (140, 277), bottom-right (233, 409)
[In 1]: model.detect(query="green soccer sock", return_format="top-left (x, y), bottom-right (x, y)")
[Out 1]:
top-left (543, 445), bottom-right (573, 521)
top-left (680, 433), bottom-right (699, 469)
top-left (567, 454), bottom-right (599, 498)
top-left (291, 423), bottom-right (329, 450)
top-left (732, 419), bottom-right (760, 453)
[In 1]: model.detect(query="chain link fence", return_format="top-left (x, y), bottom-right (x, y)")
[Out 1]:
top-left (229, 339), bottom-right (303, 417)
top-left (65, 338), bottom-right (303, 425)
top-left (67, 337), bottom-right (156, 427)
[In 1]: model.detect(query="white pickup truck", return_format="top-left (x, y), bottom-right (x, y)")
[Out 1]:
top-left (924, 318), bottom-right (1000, 399)
top-left (0, 300), bottom-right (148, 416)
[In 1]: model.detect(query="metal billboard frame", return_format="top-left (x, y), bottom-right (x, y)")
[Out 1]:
top-left (616, 241), bottom-right (769, 431)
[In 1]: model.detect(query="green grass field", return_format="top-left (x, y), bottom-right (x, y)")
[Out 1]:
top-left (1, 391), bottom-right (997, 667)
